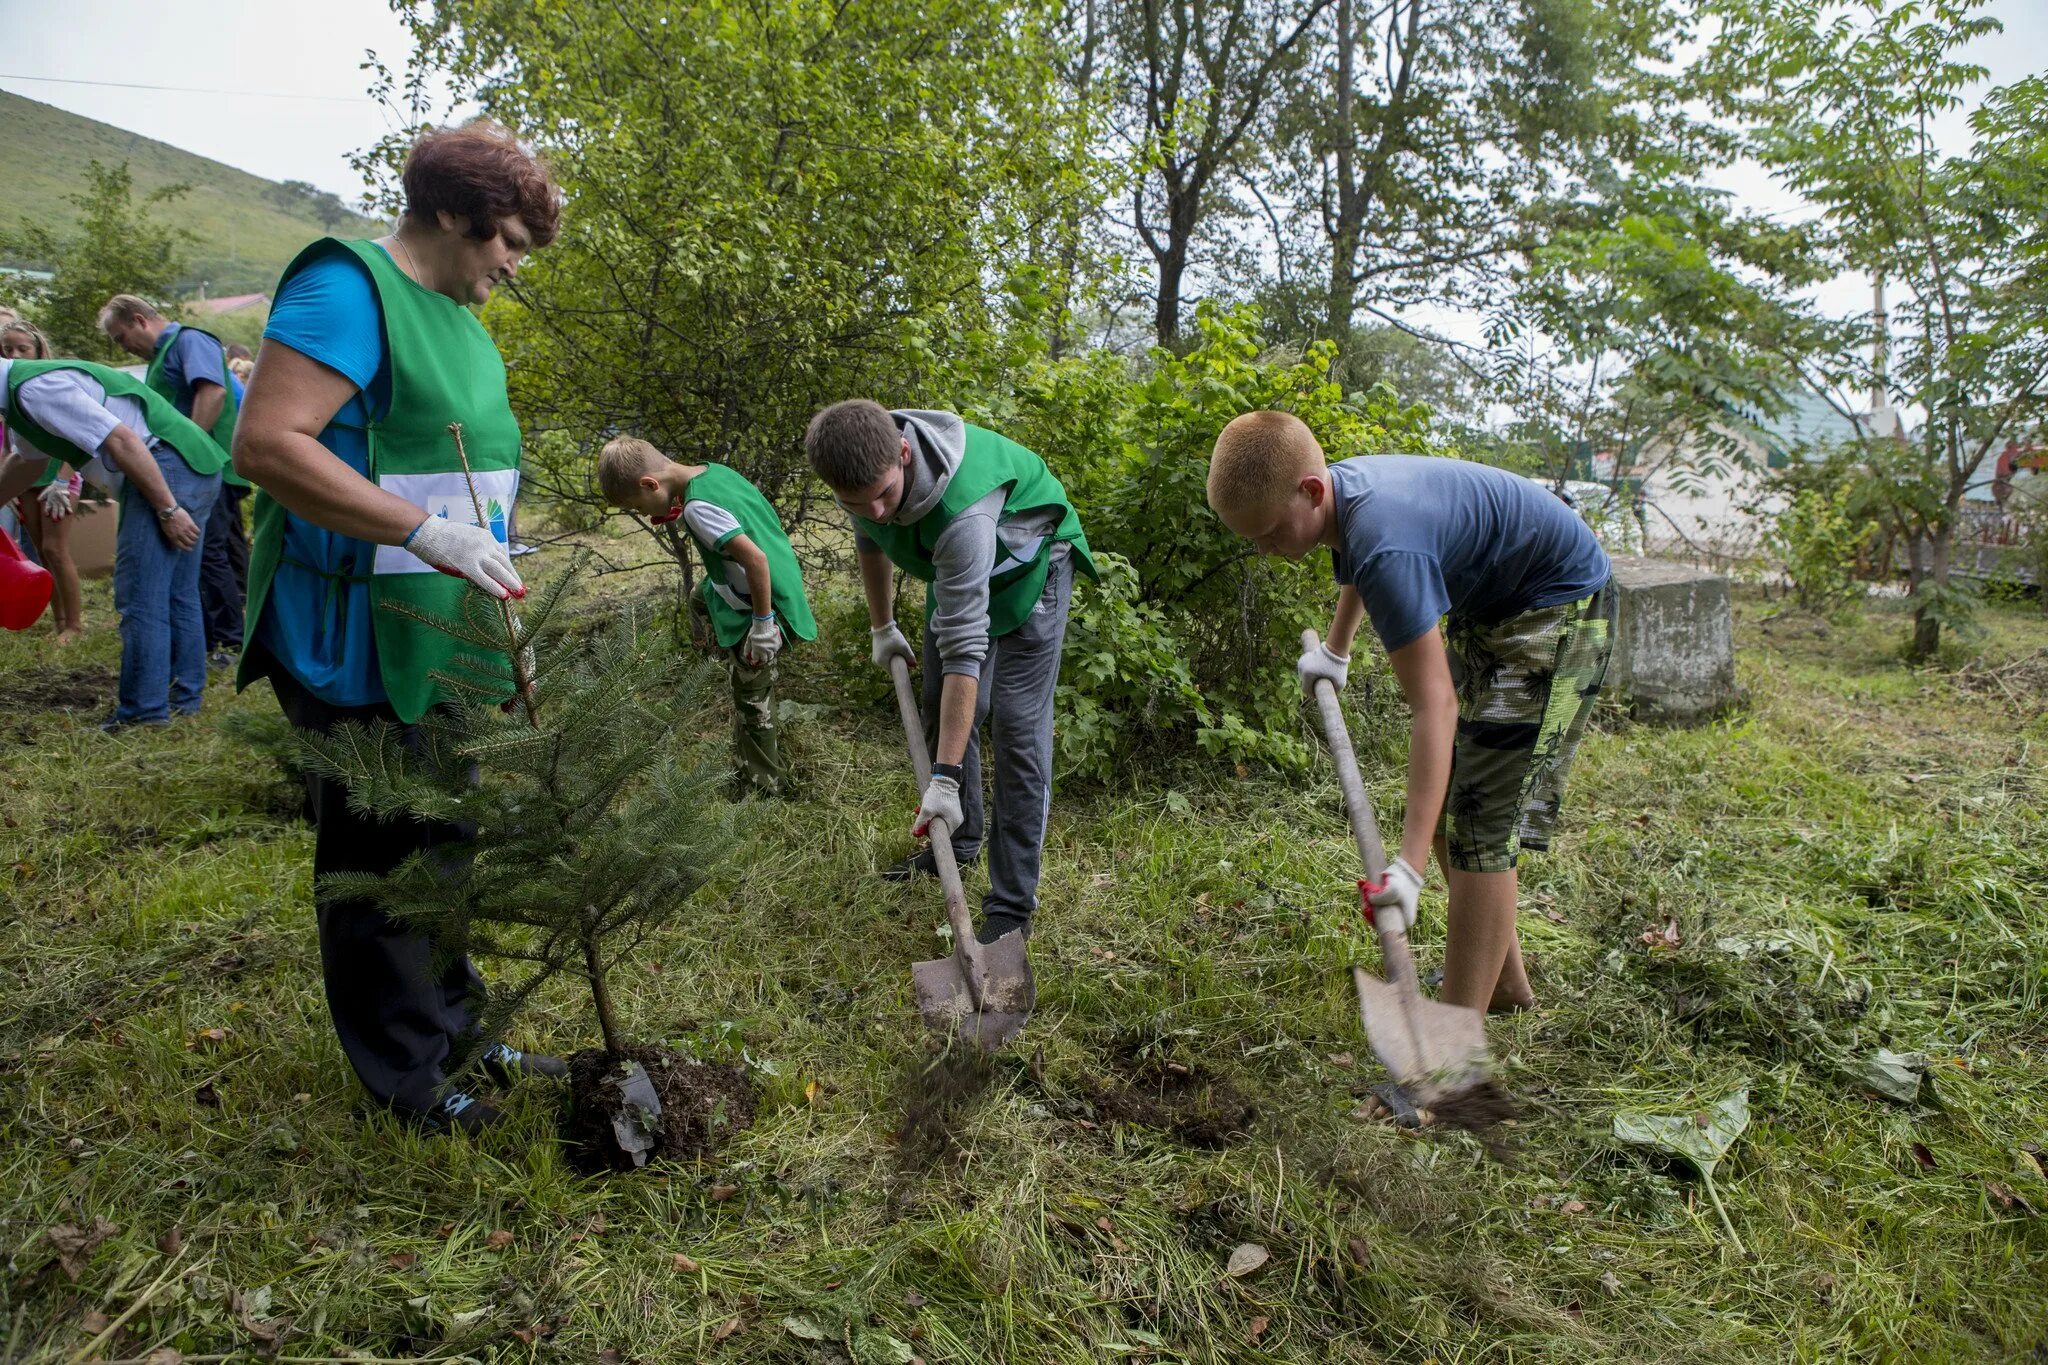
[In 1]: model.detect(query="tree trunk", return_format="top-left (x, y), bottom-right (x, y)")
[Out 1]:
top-left (1326, 0), bottom-right (1357, 341)
top-left (1154, 239), bottom-right (1187, 348)
top-left (1908, 524), bottom-right (1950, 661)
top-left (584, 928), bottom-right (625, 1057)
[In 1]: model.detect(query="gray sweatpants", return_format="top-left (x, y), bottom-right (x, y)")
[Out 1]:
top-left (918, 546), bottom-right (1074, 924)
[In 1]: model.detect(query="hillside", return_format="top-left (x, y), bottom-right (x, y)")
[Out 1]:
top-left (0, 90), bottom-right (383, 296)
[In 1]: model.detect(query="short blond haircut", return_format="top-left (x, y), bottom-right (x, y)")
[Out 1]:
top-left (596, 435), bottom-right (670, 504)
top-left (1207, 411), bottom-right (1326, 521)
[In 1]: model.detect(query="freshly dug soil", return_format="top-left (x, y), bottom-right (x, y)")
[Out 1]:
top-left (14, 666), bottom-right (116, 712)
top-left (565, 1044), bottom-right (755, 1174)
top-left (1085, 1046), bottom-right (1257, 1149)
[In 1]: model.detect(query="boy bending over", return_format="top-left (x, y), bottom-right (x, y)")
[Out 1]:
top-left (1208, 412), bottom-right (1612, 1023)
top-left (599, 437), bottom-right (816, 795)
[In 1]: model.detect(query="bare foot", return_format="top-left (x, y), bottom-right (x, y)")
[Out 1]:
top-left (1488, 990), bottom-right (1535, 1016)
top-left (55, 628), bottom-right (82, 646)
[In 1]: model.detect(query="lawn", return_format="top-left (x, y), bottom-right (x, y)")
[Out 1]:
top-left (3, 562), bottom-right (2045, 1363)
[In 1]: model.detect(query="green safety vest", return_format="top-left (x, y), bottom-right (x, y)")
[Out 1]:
top-left (147, 322), bottom-right (247, 488)
top-left (681, 463), bottom-right (819, 649)
top-left (855, 423), bottom-right (1095, 640)
top-left (4, 358), bottom-right (228, 480)
top-left (238, 236), bottom-right (524, 723)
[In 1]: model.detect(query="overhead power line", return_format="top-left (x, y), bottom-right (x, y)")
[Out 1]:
top-left (0, 72), bottom-right (374, 104)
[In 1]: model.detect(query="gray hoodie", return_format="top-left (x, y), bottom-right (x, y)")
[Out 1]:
top-left (849, 409), bottom-right (1065, 675)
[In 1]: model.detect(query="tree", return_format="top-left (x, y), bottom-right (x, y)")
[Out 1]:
top-left (1110, 0), bottom-right (1333, 346)
top-left (1704, 0), bottom-right (2048, 657)
top-left (2, 161), bottom-right (194, 359)
top-left (305, 532), bottom-right (737, 1164)
top-left (363, 0), bottom-right (1092, 530)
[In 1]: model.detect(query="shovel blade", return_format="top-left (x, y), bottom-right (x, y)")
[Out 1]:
top-left (912, 930), bottom-right (1034, 1050)
top-left (1352, 968), bottom-right (1491, 1107)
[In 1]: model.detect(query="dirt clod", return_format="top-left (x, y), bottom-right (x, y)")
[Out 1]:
top-left (565, 1044), bottom-right (755, 1174)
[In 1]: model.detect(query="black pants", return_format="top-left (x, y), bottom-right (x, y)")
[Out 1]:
top-left (265, 650), bottom-right (481, 1114)
top-left (200, 484), bottom-right (249, 650)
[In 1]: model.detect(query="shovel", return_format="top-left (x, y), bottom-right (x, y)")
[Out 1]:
top-left (888, 655), bottom-right (1034, 1049)
top-left (1300, 629), bottom-right (1493, 1112)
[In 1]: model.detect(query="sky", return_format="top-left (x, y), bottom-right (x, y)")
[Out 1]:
top-left (2, 0), bottom-right (2043, 338)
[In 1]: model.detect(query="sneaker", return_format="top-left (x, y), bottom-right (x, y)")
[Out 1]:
top-left (208, 648), bottom-right (240, 671)
top-left (882, 846), bottom-right (979, 883)
top-left (975, 912), bottom-right (1031, 945)
top-left (481, 1042), bottom-right (569, 1086)
top-left (98, 713), bottom-right (169, 734)
top-left (428, 1090), bottom-right (504, 1135)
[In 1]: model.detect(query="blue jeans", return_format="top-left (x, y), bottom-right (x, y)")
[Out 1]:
top-left (114, 448), bottom-right (222, 723)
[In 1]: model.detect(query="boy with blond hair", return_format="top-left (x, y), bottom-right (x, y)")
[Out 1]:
top-left (1209, 413), bottom-right (1611, 1092)
top-left (598, 436), bottom-right (816, 794)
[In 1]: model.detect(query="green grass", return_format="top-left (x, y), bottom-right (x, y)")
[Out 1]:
top-left (3, 568), bottom-right (2046, 1362)
top-left (0, 91), bottom-right (380, 296)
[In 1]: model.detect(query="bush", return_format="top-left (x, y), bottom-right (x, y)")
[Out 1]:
top-left (1766, 485), bottom-right (1877, 618)
top-left (993, 305), bottom-right (1445, 777)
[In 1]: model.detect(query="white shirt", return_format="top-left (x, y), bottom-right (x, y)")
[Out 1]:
top-left (682, 499), bottom-right (755, 607)
top-left (0, 358), bottom-right (156, 492)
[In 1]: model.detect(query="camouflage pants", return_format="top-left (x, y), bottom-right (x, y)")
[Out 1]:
top-left (1442, 582), bottom-right (1613, 873)
top-left (725, 648), bottom-right (784, 796)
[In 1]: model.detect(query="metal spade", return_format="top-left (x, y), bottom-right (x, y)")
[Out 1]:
top-left (888, 656), bottom-right (1034, 1049)
top-left (1301, 629), bottom-right (1492, 1110)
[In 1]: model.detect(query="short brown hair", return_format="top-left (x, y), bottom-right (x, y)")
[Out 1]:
top-left (805, 399), bottom-right (901, 488)
top-left (596, 435), bottom-right (668, 505)
top-left (1207, 411), bottom-right (1326, 520)
top-left (402, 120), bottom-right (560, 247)
top-left (96, 293), bottom-right (160, 332)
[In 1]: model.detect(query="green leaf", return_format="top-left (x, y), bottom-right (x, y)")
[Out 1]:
top-left (1613, 1089), bottom-right (1750, 1175)
top-left (1849, 1049), bottom-right (1930, 1104)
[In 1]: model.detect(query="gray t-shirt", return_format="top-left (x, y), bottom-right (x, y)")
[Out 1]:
top-left (1329, 455), bottom-right (1610, 652)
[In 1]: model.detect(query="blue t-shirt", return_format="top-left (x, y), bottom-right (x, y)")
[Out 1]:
top-left (152, 324), bottom-right (228, 415)
top-left (1329, 455), bottom-right (1611, 653)
top-left (256, 247), bottom-right (396, 707)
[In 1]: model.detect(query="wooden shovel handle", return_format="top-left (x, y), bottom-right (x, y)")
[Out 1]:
top-left (1300, 629), bottom-right (1421, 992)
top-left (889, 656), bottom-right (988, 986)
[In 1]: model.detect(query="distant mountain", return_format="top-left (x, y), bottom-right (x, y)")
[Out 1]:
top-left (0, 90), bottom-right (384, 296)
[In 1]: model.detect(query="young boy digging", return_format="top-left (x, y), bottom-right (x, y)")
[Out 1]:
top-left (598, 436), bottom-right (816, 795)
top-left (1208, 413), bottom-right (1612, 1114)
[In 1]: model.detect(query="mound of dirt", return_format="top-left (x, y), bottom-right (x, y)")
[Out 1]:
top-left (13, 666), bottom-right (116, 712)
top-left (565, 1044), bottom-right (756, 1174)
top-left (1084, 1047), bottom-right (1257, 1149)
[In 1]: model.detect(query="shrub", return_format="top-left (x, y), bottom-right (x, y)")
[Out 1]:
top-left (994, 305), bottom-right (1445, 776)
top-left (1766, 485), bottom-right (1877, 618)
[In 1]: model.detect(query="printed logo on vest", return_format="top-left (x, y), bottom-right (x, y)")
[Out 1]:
top-left (373, 468), bottom-right (522, 575)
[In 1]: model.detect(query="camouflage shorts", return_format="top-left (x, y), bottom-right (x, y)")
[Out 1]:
top-left (1442, 583), bottom-right (1613, 873)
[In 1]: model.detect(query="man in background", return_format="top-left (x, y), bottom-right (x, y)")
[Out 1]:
top-left (101, 294), bottom-right (249, 668)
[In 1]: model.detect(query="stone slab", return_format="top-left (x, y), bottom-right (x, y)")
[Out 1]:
top-left (1607, 556), bottom-right (1741, 723)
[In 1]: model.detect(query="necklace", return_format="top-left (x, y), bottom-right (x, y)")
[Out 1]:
top-left (389, 230), bottom-right (422, 283)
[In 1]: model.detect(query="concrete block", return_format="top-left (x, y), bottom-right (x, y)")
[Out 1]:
top-left (1607, 556), bottom-right (1741, 723)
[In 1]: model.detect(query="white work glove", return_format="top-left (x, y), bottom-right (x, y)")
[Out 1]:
top-left (1364, 856), bottom-right (1423, 934)
top-left (743, 612), bottom-right (782, 666)
top-left (911, 773), bottom-right (963, 839)
top-left (405, 514), bottom-right (525, 600)
top-left (871, 620), bottom-right (915, 671)
top-left (37, 480), bottom-right (75, 521)
top-left (1297, 638), bottom-right (1350, 698)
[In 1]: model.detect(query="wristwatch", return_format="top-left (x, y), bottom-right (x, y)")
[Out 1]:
top-left (156, 503), bottom-right (182, 522)
top-left (932, 762), bottom-right (965, 782)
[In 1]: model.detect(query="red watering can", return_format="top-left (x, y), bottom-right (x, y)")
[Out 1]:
top-left (0, 526), bottom-right (53, 630)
